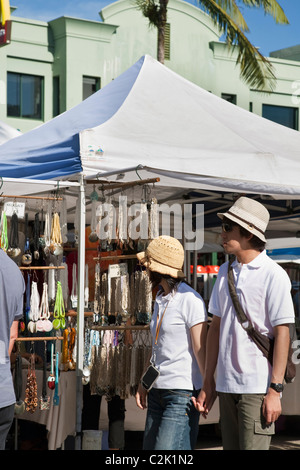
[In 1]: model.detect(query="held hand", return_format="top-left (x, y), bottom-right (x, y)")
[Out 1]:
top-left (262, 389), bottom-right (282, 425)
top-left (191, 390), bottom-right (208, 418)
top-left (135, 384), bottom-right (148, 410)
top-left (191, 380), bottom-right (217, 417)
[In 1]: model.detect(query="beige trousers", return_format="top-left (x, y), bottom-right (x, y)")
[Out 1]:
top-left (218, 392), bottom-right (275, 450)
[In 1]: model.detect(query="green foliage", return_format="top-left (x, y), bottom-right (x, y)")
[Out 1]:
top-left (135, 0), bottom-right (161, 27)
top-left (135, 0), bottom-right (289, 90)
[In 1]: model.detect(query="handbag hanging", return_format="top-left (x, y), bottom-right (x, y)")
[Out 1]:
top-left (227, 259), bottom-right (296, 384)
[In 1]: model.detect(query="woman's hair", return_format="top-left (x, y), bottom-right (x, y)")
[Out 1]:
top-left (148, 270), bottom-right (181, 292)
top-left (239, 226), bottom-right (266, 251)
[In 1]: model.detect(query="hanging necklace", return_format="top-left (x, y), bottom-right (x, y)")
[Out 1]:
top-left (53, 352), bottom-right (60, 406)
top-left (50, 212), bottom-right (63, 255)
top-left (39, 341), bottom-right (50, 410)
top-left (7, 212), bottom-right (20, 258)
top-left (53, 281), bottom-right (65, 330)
top-left (33, 212), bottom-right (40, 260)
top-left (27, 281), bottom-right (40, 333)
top-left (22, 213), bottom-right (32, 266)
top-left (43, 211), bottom-right (51, 256)
top-left (47, 343), bottom-right (55, 390)
top-left (70, 263), bottom-right (77, 309)
top-left (0, 211), bottom-right (8, 252)
top-left (37, 282), bottom-right (52, 333)
top-left (25, 348), bottom-right (38, 413)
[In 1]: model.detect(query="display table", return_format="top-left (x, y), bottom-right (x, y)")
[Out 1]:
top-left (18, 369), bottom-right (76, 450)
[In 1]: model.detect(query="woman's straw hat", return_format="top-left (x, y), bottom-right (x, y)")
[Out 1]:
top-left (137, 235), bottom-right (185, 278)
top-left (217, 196), bottom-right (270, 242)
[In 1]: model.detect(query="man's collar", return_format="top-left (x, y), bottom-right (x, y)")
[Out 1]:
top-left (232, 250), bottom-right (266, 269)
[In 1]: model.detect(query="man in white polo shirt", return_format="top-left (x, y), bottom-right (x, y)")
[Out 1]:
top-left (193, 196), bottom-right (295, 450)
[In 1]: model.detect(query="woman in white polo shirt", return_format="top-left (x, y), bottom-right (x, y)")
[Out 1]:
top-left (135, 236), bottom-right (207, 450)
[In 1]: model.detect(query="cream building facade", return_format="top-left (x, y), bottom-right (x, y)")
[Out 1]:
top-left (1, 0), bottom-right (300, 134)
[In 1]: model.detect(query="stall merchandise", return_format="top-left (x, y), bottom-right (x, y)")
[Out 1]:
top-left (0, 189), bottom-right (80, 449)
top-left (1, 179), bottom-right (159, 448)
top-left (82, 180), bottom-right (158, 408)
top-left (88, 326), bottom-right (151, 400)
top-left (2, 55), bottom-right (300, 447)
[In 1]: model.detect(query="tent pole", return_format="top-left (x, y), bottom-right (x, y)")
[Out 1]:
top-left (86, 164), bottom-right (145, 180)
top-left (75, 174), bottom-right (86, 450)
top-left (193, 249), bottom-right (197, 291)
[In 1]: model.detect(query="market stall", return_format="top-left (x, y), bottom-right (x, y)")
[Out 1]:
top-left (0, 178), bottom-right (81, 449)
top-left (1, 55), bottom-right (300, 449)
top-left (1, 174), bottom-right (170, 449)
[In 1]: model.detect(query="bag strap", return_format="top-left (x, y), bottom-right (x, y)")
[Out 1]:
top-left (227, 259), bottom-right (254, 332)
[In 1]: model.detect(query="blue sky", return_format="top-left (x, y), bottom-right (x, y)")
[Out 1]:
top-left (10, 0), bottom-right (300, 57)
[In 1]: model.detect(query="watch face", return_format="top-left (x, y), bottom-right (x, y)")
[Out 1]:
top-left (271, 383), bottom-right (284, 393)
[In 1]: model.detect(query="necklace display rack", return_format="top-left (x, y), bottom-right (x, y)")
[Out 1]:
top-left (81, 176), bottom-right (161, 400)
top-left (5, 193), bottom-right (71, 421)
top-left (3, 191), bottom-right (78, 449)
top-left (8, 178), bottom-right (159, 445)
top-left (1, 191), bottom-right (68, 323)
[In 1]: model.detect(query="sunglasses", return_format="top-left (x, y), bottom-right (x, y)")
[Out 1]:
top-left (221, 222), bottom-right (234, 233)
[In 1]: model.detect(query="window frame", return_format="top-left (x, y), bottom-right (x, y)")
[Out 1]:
top-left (7, 71), bottom-right (44, 120)
top-left (262, 103), bottom-right (299, 130)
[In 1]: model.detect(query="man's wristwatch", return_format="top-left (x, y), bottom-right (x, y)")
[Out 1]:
top-left (269, 382), bottom-right (284, 393)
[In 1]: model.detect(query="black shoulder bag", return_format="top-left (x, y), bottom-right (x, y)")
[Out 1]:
top-left (227, 260), bottom-right (296, 384)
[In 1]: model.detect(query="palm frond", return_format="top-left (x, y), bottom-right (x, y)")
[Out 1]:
top-left (214, 0), bottom-right (249, 31)
top-left (238, 0), bottom-right (289, 24)
top-left (199, 0), bottom-right (276, 90)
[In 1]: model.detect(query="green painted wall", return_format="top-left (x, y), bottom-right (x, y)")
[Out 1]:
top-left (1, 0), bottom-right (300, 134)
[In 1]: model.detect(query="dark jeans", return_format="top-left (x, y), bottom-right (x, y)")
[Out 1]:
top-left (0, 404), bottom-right (14, 450)
top-left (143, 388), bottom-right (200, 450)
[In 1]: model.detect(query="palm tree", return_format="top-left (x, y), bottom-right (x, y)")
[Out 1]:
top-left (135, 0), bottom-right (289, 90)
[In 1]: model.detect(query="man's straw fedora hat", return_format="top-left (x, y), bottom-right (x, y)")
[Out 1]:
top-left (217, 196), bottom-right (270, 242)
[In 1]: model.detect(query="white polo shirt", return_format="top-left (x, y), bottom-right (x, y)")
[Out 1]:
top-left (209, 250), bottom-right (295, 394)
top-left (150, 282), bottom-right (207, 390)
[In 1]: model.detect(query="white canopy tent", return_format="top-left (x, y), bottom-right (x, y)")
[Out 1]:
top-left (1, 55), bottom-right (300, 197)
top-left (0, 121), bottom-right (21, 145)
top-left (79, 56), bottom-right (300, 200)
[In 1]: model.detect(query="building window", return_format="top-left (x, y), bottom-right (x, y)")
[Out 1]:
top-left (262, 104), bottom-right (298, 130)
top-left (83, 76), bottom-right (100, 100)
top-left (53, 76), bottom-right (60, 117)
top-left (7, 72), bottom-right (43, 119)
top-left (221, 93), bottom-right (236, 105)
